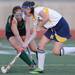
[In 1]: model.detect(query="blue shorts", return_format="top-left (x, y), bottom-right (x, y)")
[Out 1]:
top-left (44, 17), bottom-right (71, 42)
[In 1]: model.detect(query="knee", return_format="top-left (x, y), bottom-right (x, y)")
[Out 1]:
top-left (29, 45), bottom-right (37, 52)
top-left (52, 49), bottom-right (60, 56)
top-left (38, 44), bottom-right (45, 50)
top-left (37, 48), bottom-right (45, 53)
top-left (30, 48), bottom-right (37, 52)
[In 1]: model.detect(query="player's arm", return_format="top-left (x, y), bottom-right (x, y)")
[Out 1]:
top-left (11, 17), bottom-right (24, 45)
top-left (27, 25), bottom-right (37, 44)
top-left (38, 10), bottom-right (49, 27)
top-left (24, 16), bottom-right (31, 43)
top-left (23, 16), bottom-right (37, 48)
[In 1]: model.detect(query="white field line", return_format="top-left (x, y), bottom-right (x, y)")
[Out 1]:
top-left (0, 44), bottom-right (75, 56)
top-left (0, 49), bottom-right (75, 56)
top-left (0, 42), bottom-right (75, 49)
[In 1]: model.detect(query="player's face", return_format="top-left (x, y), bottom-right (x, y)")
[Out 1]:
top-left (23, 8), bottom-right (31, 16)
top-left (14, 9), bottom-right (22, 21)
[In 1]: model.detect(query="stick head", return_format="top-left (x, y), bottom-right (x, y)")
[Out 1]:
top-left (1, 66), bottom-right (7, 74)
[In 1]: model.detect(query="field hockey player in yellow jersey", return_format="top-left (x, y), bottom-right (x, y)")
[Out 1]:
top-left (22, 1), bottom-right (71, 74)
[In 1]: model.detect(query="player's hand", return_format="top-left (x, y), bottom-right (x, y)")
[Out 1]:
top-left (22, 42), bottom-right (28, 49)
top-left (37, 26), bottom-right (42, 31)
top-left (18, 47), bottom-right (24, 52)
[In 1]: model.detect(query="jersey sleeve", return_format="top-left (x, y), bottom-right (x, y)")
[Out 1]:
top-left (43, 7), bottom-right (49, 14)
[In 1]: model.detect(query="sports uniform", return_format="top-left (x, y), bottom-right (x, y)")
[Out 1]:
top-left (5, 15), bottom-right (35, 67)
top-left (21, 1), bottom-right (71, 74)
top-left (34, 6), bottom-right (71, 42)
top-left (6, 16), bottom-right (26, 39)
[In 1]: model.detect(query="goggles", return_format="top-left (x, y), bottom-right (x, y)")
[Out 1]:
top-left (14, 13), bottom-right (22, 18)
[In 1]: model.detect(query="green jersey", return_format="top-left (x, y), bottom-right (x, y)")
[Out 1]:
top-left (6, 16), bottom-right (26, 33)
top-left (6, 16), bottom-right (26, 39)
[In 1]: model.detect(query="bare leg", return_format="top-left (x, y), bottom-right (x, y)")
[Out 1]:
top-left (39, 35), bottom-right (50, 50)
top-left (29, 40), bottom-right (37, 52)
top-left (9, 37), bottom-right (23, 52)
top-left (52, 41), bottom-right (63, 55)
top-left (37, 35), bottom-right (50, 71)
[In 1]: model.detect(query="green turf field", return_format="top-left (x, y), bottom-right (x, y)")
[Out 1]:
top-left (0, 39), bottom-right (75, 75)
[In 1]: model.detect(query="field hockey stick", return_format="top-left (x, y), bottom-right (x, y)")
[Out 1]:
top-left (1, 37), bottom-right (35, 74)
top-left (1, 52), bottom-right (21, 74)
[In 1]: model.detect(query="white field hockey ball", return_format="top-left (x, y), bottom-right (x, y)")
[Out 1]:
top-left (1, 66), bottom-right (7, 74)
